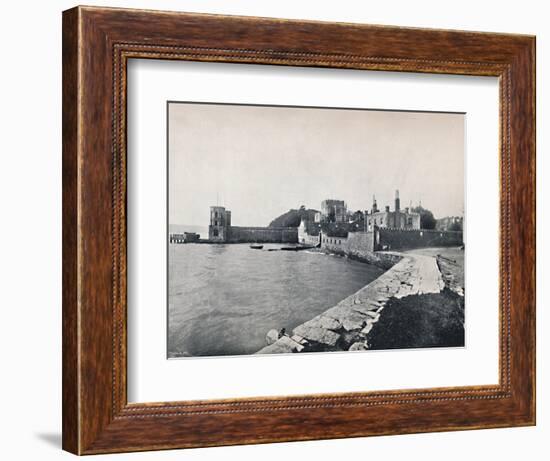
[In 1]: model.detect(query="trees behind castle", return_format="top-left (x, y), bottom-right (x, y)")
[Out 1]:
top-left (412, 206), bottom-right (436, 230)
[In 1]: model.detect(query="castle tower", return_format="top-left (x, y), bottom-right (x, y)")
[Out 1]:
top-left (372, 195), bottom-right (378, 213)
top-left (209, 206), bottom-right (229, 242)
top-left (395, 189), bottom-right (400, 212)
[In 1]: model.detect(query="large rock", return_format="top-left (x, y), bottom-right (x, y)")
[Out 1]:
top-left (341, 312), bottom-right (368, 331)
top-left (266, 329), bottom-right (280, 345)
top-left (352, 301), bottom-right (383, 314)
top-left (299, 315), bottom-right (341, 332)
top-left (349, 342), bottom-right (368, 351)
top-left (257, 335), bottom-right (306, 354)
top-left (293, 325), bottom-right (340, 347)
top-left (365, 311), bottom-right (380, 321)
top-left (257, 339), bottom-right (295, 354)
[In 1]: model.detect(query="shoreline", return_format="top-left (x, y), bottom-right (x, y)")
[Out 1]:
top-left (257, 246), bottom-right (465, 354)
top-left (307, 246), bottom-right (401, 271)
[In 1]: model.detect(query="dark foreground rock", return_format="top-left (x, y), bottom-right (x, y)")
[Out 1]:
top-left (366, 288), bottom-right (464, 349)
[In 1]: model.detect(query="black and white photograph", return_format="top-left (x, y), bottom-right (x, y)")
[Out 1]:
top-left (168, 102), bottom-right (465, 358)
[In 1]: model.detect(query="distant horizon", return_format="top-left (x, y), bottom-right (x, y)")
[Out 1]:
top-left (169, 102), bottom-right (464, 228)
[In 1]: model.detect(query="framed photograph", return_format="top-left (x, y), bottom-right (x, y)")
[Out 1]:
top-left (62, 6), bottom-right (535, 454)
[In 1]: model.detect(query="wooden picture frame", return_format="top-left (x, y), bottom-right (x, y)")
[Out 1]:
top-left (62, 5), bottom-right (535, 455)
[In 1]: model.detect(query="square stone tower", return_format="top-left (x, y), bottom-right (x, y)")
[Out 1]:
top-left (208, 206), bottom-right (230, 242)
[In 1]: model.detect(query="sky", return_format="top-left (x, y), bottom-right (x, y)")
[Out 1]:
top-left (168, 102), bottom-right (464, 228)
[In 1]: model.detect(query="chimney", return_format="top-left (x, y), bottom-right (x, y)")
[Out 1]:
top-left (395, 189), bottom-right (400, 212)
top-left (405, 207), bottom-right (409, 214)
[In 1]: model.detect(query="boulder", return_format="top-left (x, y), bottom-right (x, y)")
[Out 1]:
top-left (341, 312), bottom-right (368, 331)
top-left (293, 325), bottom-right (340, 347)
top-left (266, 329), bottom-right (280, 345)
top-left (299, 315), bottom-right (340, 332)
top-left (349, 342), bottom-right (368, 351)
top-left (365, 311), bottom-right (380, 321)
top-left (318, 315), bottom-right (341, 330)
top-left (257, 340), bottom-right (295, 355)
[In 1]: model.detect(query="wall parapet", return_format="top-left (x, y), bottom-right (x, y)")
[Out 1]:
top-left (228, 226), bottom-right (298, 243)
top-left (376, 228), bottom-right (463, 251)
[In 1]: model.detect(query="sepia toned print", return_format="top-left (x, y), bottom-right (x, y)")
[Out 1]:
top-left (168, 102), bottom-right (465, 358)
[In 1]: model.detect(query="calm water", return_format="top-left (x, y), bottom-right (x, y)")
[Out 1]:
top-left (168, 243), bottom-right (384, 357)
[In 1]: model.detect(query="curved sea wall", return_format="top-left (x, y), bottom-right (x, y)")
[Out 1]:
top-left (256, 250), bottom-right (462, 354)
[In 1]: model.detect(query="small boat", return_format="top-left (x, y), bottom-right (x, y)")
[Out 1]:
top-left (249, 244), bottom-right (264, 250)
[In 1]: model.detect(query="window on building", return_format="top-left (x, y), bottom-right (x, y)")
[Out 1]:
top-left (213, 228), bottom-right (219, 237)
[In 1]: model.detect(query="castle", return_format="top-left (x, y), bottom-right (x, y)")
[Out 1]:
top-left (298, 189), bottom-right (462, 253)
top-left (204, 189), bottom-right (461, 251)
top-left (365, 190), bottom-right (421, 231)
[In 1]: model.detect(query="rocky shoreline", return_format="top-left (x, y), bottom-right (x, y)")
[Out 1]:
top-left (256, 247), bottom-right (465, 354)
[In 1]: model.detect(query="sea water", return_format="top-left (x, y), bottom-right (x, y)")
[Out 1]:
top-left (168, 243), bottom-right (384, 357)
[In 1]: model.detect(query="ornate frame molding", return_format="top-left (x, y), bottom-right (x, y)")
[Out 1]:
top-left (63, 6), bottom-right (535, 454)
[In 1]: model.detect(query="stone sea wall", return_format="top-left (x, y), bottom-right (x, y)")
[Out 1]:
top-left (377, 228), bottom-right (463, 251)
top-left (298, 231), bottom-right (321, 247)
top-left (228, 226), bottom-right (298, 243)
top-left (257, 251), bottom-right (457, 354)
top-left (321, 231), bottom-right (398, 269)
top-left (320, 228), bottom-right (463, 258)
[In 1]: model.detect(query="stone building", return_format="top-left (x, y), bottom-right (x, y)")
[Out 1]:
top-left (208, 206), bottom-right (231, 241)
top-left (169, 231), bottom-right (201, 244)
top-left (321, 199), bottom-right (347, 223)
top-left (298, 219), bottom-right (322, 246)
top-left (183, 232), bottom-right (200, 242)
top-left (366, 190), bottom-right (420, 230)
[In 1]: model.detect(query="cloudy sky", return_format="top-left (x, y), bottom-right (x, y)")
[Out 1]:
top-left (169, 102), bottom-right (464, 228)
